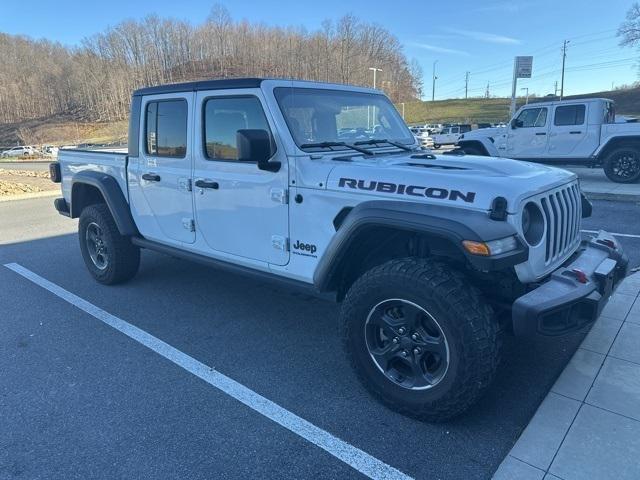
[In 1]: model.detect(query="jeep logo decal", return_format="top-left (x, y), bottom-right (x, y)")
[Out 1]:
top-left (292, 240), bottom-right (318, 258)
top-left (338, 177), bottom-right (476, 203)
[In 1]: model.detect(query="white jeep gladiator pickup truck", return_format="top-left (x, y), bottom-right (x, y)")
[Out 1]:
top-left (49, 79), bottom-right (628, 421)
top-left (457, 98), bottom-right (640, 183)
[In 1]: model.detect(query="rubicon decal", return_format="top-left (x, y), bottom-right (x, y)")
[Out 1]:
top-left (338, 178), bottom-right (476, 203)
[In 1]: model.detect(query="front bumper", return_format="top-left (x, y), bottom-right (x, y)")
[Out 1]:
top-left (512, 231), bottom-right (628, 336)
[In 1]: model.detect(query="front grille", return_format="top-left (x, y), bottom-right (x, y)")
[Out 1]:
top-left (540, 183), bottom-right (582, 264)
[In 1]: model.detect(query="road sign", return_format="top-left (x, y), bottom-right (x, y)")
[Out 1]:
top-left (515, 56), bottom-right (533, 79)
top-left (510, 56), bottom-right (534, 117)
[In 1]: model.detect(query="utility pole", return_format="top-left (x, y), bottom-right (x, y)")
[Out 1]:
top-left (485, 81), bottom-right (490, 98)
top-left (401, 102), bottom-right (405, 120)
top-left (520, 87), bottom-right (529, 104)
top-left (465, 71), bottom-right (470, 99)
top-left (560, 40), bottom-right (569, 100)
top-left (432, 60), bottom-right (438, 102)
top-left (554, 81), bottom-right (559, 96)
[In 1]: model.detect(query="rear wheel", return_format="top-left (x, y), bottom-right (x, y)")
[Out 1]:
top-left (341, 258), bottom-right (500, 422)
top-left (603, 146), bottom-right (640, 183)
top-left (79, 204), bottom-right (140, 285)
top-left (432, 143), bottom-right (441, 149)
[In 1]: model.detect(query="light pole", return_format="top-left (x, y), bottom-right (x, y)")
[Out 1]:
top-left (368, 67), bottom-right (382, 89)
top-left (432, 60), bottom-right (438, 102)
top-left (520, 87), bottom-right (529, 104)
top-left (368, 67), bottom-right (382, 129)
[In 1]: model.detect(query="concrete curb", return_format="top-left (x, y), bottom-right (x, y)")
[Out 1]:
top-left (493, 272), bottom-right (640, 480)
top-left (0, 190), bottom-right (59, 203)
top-left (582, 190), bottom-right (640, 203)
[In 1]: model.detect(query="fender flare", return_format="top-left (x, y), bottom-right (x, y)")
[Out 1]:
top-left (593, 134), bottom-right (640, 158)
top-left (70, 171), bottom-right (139, 236)
top-left (457, 138), bottom-right (499, 157)
top-left (313, 200), bottom-right (528, 292)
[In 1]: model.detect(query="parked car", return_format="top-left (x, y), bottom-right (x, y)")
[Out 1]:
top-left (423, 123), bottom-right (443, 135)
top-left (1, 146), bottom-right (34, 158)
top-left (432, 124), bottom-right (471, 149)
top-left (50, 78), bottom-right (627, 422)
top-left (43, 145), bottom-right (59, 156)
top-left (457, 98), bottom-right (640, 183)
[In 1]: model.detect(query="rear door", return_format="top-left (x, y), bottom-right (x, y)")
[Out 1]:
top-left (192, 90), bottom-right (289, 265)
top-left (506, 106), bottom-right (549, 158)
top-left (128, 93), bottom-right (195, 244)
top-left (547, 103), bottom-right (588, 157)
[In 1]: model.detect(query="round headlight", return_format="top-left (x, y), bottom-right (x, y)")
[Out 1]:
top-left (522, 202), bottom-right (544, 246)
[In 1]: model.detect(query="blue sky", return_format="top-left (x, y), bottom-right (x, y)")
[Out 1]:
top-left (1, 0), bottom-right (637, 99)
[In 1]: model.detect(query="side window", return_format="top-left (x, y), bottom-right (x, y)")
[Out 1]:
top-left (203, 96), bottom-right (271, 161)
top-left (516, 107), bottom-right (548, 128)
top-left (554, 104), bottom-right (586, 126)
top-left (145, 99), bottom-right (188, 157)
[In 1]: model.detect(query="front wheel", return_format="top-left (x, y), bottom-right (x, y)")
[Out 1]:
top-left (79, 204), bottom-right (140, 285)
top-left (603, 146), bottom-right (640, 183)
top-left (341, 258), bottom-right (500, 422)
top-left (432, 143), bottom-right (441, 149)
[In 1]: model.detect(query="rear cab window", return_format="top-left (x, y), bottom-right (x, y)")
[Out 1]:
top-left (145, 99), bottom-right (188, 157)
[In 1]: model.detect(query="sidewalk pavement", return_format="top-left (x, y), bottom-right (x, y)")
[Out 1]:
top-left (565, 167), bottom-right (640, 202)
top-left (494, 271), bottom-right (640, 480)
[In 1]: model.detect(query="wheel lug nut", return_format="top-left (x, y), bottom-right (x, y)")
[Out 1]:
top-left (398, 327), bottom-right (406, 335)
top-left (401, 350), bottom-right (408, 357)
top-left (413, 347), bottom-right (421, 355)
top-left (411, 334), bottom-right (418, 341)
top-left (392, 337), bottom-right (399, 344)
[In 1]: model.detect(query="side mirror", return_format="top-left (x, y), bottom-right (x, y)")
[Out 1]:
top-left (510, 118), bottom-right (522, 129)
top-left (236, 129), bottom-right (280, 172)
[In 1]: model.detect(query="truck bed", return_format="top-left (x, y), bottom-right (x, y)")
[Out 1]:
top-left (58, 148), bottom-right (128, 204)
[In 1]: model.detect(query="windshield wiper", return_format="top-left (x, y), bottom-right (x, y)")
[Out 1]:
top-left (353, 139), bottom-right (414, 151)
top-left (299, 141), bottom-right (373, 155)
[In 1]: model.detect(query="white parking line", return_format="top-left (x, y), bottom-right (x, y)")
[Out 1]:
top-left (581, 229), bottom-right (640, 239)
top-left (3, 262), bottom-right (412, 480)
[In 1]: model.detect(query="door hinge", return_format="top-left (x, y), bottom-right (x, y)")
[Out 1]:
top-left (182, 218), bottom-right (195, 232)
top-left (270, 188), bottom-right (288, 204)
top-left (271, 235), bottom-right (289, 251)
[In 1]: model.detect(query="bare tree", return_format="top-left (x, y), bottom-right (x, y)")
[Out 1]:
top-left (0, 6), bottom-right (422, 126)
top-left (619, 2), bottom-right (640, 46)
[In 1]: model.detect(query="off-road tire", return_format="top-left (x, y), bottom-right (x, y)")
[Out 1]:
top-left (603, 146), bottom-right (640, 183)
top-left (341, 257), bottom-right (500, 422)
top-left (78, 204), bottom-right (140, 285)
top-left (432, 143), bottom-right (441, 149)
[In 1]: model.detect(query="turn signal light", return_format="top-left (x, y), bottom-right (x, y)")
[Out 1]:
top-left (462, 240), bottom-right (491, 256)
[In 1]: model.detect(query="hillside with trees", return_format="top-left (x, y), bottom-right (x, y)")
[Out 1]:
top-left (0, 5), bottom-right (422, 144)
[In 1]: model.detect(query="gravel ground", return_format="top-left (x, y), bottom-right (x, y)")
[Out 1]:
top-left (0, 168), bottom-right (56, 195)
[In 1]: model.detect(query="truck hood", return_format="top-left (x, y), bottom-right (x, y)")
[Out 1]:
top-left (325, 153), bottom-right (576, 213)
top-left (461, 126), bottom-right (506, 140)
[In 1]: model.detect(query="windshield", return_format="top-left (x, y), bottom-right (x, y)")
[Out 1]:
top-left (274, 87), bottom-right (415, 150)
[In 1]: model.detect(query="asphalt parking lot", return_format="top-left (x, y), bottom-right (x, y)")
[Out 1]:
top-left (1, 196), bottom-right (639, 480)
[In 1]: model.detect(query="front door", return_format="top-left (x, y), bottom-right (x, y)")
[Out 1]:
top-left (506, 106), bottom-right (549, 158)
top-left (192, 91), bottom-right (289, 266)
top-left (129, 93), bottom-right (195, 244)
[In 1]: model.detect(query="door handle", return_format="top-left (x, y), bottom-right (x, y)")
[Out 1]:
top-left (535, 132), bottom-right (547, 136)
top-left (194, 179), bottom-right (219, 190)
top-left (569, 131), bottom-right (582, 134)
top-left (142, 173), bottom-right (161, 182)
